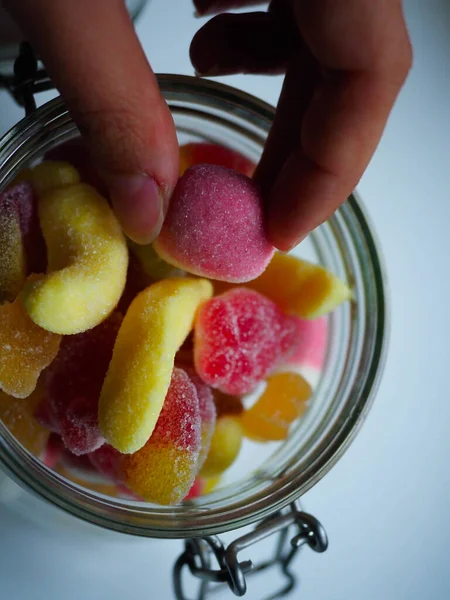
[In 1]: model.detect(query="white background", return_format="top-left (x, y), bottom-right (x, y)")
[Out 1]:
top-left (0, 1), bottom-right (449, 599)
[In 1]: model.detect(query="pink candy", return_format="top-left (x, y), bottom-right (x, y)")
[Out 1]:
top-left (194, 288), bottom-right (300, 395)
top-left (39, 313), bottom-right (122, 455)
top-left (287, 317), bottom-right (328, 371)
top-left (153, 164), bottom-right (275, 283)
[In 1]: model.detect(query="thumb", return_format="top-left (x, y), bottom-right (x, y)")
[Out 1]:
top-left (4, 0), bottom-right (179, 244)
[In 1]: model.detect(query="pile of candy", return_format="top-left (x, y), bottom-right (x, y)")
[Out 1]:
top-left (0, 140), bottom-right (351, 505)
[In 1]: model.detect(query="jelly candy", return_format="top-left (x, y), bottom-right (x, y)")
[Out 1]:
top-left (43, 313), bottom-right (122, 455)
top-left (186, 368), bottom-right (216, 469)
top-left (217, 253), bottom-right (352, 319)
top-left (185, 475), bottom-right (221, 500)
top-left (4, 181), bottom-right (47, 276)
top-left (153, 164), bottom-right (274, 283)
top-left (194, 288), bottom-right (300, 395)
top-left (42, 433), bottom-right (64, 468)
top-left (128, 240), bottom-right (184, 281)
top-left (199, 416), bottom-right (243, 478)
top-left (31, 160), bottom-right (80, 196)
top-left (179, 142), bottom-right (255, 177)
top-left (240, 372), bottom-right (312, 442)
top-left (88, 444), bottom-right (124, 483)
top-left (122, 368), bottom-right (201, 505)
top-left (0, 185), bottom-right (26, 302)
top-left (21, 183), bottom-right (128, 334)
top-left (0, 294), bottom-right (61, 398)
top-left (99, 277), bottom-right (213, 454)
top-left (0, 383), bottom-right (49, 456)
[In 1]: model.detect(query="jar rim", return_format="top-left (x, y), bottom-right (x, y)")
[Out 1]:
top-left (0, 74), bottom-right (389, 538)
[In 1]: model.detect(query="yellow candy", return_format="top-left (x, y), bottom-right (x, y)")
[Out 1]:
top-left (99, 277), bottom-right (213, 454)
top-left (202, 475), bottom-right (221, 494)
top-left (128, 241), bottom-right (184, 281)
top-left (215, 253), bottom-right (352, 319)
top-left (0, 383), bottom-right (49, 455)
top-left (199, 416), bottom-right (243, 478)
top-left (31, 160), bottom-right (80, 195)
top-left (240, 372), bottom-right (311, 442)
top-left (21, 183), bottom-right (128, 334)
top-left (0, 294), bottom-right (61, 398)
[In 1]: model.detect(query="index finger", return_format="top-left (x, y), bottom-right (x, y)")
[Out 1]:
top-left (260, 0), bottom-right (412, 250)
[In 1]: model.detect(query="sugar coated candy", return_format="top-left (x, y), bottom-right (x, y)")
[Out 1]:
top-left (88, 444), bottom-right (124, 483)
top-left (153, 164), bottom-right (274, 283)
top-left (0, 294), bottom-right (61, 398)
top-left (99, 277), bottom-right (213, 454)
top-left (240, 372), bottom-right (312, 442)
top-left (21, 183), bottom-right (128, 334)
top-left (200, 416), bottom-right (243, 478)
top-left (185, 475), bottom-right (221, 500)
top-left (43, 313), bottom-right (122, 455)
top-left (0, 185), bottom-right (26, 302)
top-left (219, 252), bottom-right (352, 319)
top-left (185, 368), bottom-right (216, 470)
top-left (122, 368), bottom-right (201, 505)
top-left (0, 383), bottom-right (49, 456)
top-left (31, 160), bottom-right (80, 196)
top-left (194, 288), bottom-right (300, 395)
top-left (179, 142), bottom-right (255, 177)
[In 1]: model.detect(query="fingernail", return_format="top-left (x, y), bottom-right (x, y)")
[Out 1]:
top-left (193, 64), bottom-right (222, 77)
top-left (108, 174), bottom-right (165, 244)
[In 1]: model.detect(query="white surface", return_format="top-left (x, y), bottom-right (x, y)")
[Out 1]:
top-left (1, 1), bottom-right (449, 599)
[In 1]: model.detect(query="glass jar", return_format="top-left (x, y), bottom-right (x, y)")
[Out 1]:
top-left (0, 73), bottom-right (388, 586)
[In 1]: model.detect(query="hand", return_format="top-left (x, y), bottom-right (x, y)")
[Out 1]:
top-left (191, 0), bottom-right (412, 250)
top-left (3, 0), bottom-right (180, 245)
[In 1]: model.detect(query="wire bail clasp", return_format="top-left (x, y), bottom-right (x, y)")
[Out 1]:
top-left (0, 42), bottom-right (53, 115)
top-left (173, 500), bottom-right (328, 600)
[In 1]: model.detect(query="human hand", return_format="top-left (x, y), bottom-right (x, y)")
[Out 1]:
top-left (191, 0), bottom-right (412, 250)
top-left (3, 0), bottom-right (180, 245)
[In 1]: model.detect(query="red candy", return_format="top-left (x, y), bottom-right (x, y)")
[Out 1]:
top-left (186, 368), bottom-right (216, 469)
top-left (1, 182), bottom-right (46, 282)
top-left (122, 368), bottom-right (201, 504)
top-left (153, 165), bottom-right (274, 283)
top-left (179, 143), bottom-right (255, 177)
top-left (41, 312), bottom-right (122, 455)
top-left (194, 288), bottom-right (300, 395)
top-left (88, 444), bottom-right (124, 483)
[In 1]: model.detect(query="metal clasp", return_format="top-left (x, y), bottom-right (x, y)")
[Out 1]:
top-left (0, 42), bottom-right (53, 115)
top-left (173, 501), bottom-right (328, 600)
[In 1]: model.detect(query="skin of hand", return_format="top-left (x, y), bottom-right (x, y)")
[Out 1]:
top-left (4, 0), bottom-right (412, 251)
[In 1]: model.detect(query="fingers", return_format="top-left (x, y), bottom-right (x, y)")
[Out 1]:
top-left (190, 12), bottom-right (296, 75)
top-left (4, 0), bottom-right (179, 244)
top-left (265, 0), bottom-right (412, 250)
top-left (193, 0), bottom-right (265, 16)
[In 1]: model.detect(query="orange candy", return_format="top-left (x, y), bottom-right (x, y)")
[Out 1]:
top-left (240, 372), bottom-right (312, 442)
top-left (0, 293), bottom-right (61, 398)
top-left (0, 383), bottom-right (49, 455)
